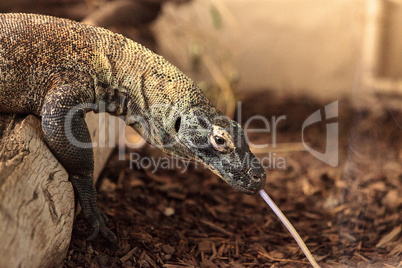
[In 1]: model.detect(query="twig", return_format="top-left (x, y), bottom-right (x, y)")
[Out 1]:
top-left (258, 251), bottom-right (310, 264)
top-left (200, 219), bottom-right (233, 237)
top-left (202, 55), bottom-right (236, 119)
top-left (250, 142), bottom-right (309, 154)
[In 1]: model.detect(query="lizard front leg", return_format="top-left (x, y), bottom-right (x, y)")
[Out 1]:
top-left (41, 84), bottom-right (117, 243)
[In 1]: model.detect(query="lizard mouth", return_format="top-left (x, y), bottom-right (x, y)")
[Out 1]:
top-left (232, 173), bottom-right (262, 195)
top-left (231, 183), bottom-right (256, 194)
top-left (213, 168), bottom-right (259, 194)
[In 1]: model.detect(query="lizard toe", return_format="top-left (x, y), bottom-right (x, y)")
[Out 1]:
top-left (99, 210), bottom-right (109, 225)
top-left (100, 226), bottom-right (118, 245)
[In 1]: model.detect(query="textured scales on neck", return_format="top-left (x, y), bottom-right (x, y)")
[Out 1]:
top-left (92, 32), bottom-right (211, 117)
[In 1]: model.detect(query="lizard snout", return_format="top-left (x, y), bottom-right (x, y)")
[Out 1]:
top-left (247, 170), bottom-right (266, 193)
top-left (233, 167), bottom-right (266, 195)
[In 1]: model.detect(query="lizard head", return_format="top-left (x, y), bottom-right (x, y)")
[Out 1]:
top-left (124, 78), bottom-right (266, 194)
top-left (172, 106), bottom-right (266, 194)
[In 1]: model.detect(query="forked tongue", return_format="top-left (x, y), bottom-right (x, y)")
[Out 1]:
top-left (259, 190), bottom-right (321, 268)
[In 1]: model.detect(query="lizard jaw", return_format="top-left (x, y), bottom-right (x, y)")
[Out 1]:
top-left (206, 163), bottom-right (259, 195)
top-left (231, 184), bottom-right (256, 195)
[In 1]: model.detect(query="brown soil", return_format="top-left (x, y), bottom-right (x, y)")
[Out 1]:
top-left (61, 92), bottom-right (402, 267)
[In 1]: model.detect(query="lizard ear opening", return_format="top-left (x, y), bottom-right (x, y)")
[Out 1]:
top-left (175, 116), bottom-right (181, 132)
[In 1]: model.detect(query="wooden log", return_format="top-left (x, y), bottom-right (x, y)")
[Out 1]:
top-left (0, 112), bottom-right (117, 267)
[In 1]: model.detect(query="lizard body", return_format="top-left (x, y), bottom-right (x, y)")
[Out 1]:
top-left (0, 13), bottom-right (266, 242)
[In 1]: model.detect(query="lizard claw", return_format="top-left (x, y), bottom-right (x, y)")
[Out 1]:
top-left (87, 226), bottom-right (100, 241)
top-left (86, 213), bottom-right (117, 244)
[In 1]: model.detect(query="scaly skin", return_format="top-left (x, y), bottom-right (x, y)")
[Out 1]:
top-left (0, 13), bottom-right (266, 243)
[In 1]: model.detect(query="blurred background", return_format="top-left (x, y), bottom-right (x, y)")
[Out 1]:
top-left (3, 0), bottom-right (402, 101)
top-left (2, 0), bottom-right (400, 267)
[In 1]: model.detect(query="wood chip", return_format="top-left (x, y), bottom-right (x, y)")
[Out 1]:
top-left (198, 240), bottom-right (212, 253)
top-left (376, 226), bottom-right (402, 248)
top-left (120, 247), bottom-right (138, 263)
top-left (200, 219), bottom-right (233, 237)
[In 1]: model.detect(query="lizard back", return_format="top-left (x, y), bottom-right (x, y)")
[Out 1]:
top-left (0, 13), bottom-right (210, 116)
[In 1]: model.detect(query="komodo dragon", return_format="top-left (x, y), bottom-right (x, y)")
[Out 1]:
top-left (0, 13), bottom-right (266, 243)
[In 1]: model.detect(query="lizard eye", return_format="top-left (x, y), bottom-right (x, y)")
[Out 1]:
top-left (210, 134), bottom-right (228, 152)
top-left (214, 136), bottom-right (225, 146)
top-left (210, 125), bottom-right (234, 153)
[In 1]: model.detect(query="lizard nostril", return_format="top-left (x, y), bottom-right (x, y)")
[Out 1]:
top-left (251, 175), bottom-right (261, 182)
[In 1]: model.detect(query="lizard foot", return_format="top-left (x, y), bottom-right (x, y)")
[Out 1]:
top-left (84, 201), bottom-right (117, 243)
top-left (69, 175), bottom-right (117, 244)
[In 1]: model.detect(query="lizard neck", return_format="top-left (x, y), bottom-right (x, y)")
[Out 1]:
top-left (93, 34), bottom-right (210, 114)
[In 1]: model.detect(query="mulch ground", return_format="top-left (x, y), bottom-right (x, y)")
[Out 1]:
top-left (61, 93), bottom-right (401, 267)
